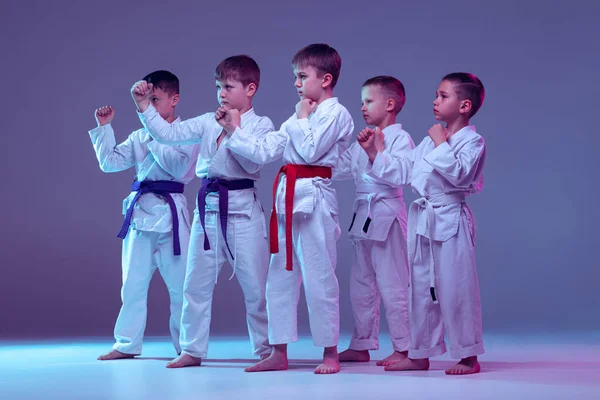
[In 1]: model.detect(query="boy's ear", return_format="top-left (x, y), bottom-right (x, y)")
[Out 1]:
top-left (321, 73), bottom-right (333, 89)
top-left (386, 98), bottom-right (395, 112)
top-left (246, 82), bottom-right (257, 97)
top-left (459, 99), bottom-right (472, 115)
top-left (171, 93), bottom-right (180, 107)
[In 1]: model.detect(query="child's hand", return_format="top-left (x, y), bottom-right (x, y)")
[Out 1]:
top-left (374, 126), bottom-right (385, 152)
top-left (428, 123), bottom-right (447, 147)
top-left (130, 80), bottom-right (153, 111)
top-left (356, 127), bottom-right (373, 143)
top-left (357, 127), bottom-right (378, 162)
top-left (215, 106), bottom-right (241, 134)
top-left (95, 106), bottom-right (115, 127)
top-left (215, 105), bottom-right (227, 121)
top-left (295, 98), bottom-right (317, 119)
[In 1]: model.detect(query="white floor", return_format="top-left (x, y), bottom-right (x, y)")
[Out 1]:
top-left (1, 333), bottom-right (599, 400)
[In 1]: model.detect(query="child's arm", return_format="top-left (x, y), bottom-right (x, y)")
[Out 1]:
top-left (230, 117), bottom-right (275, 173)
top-left (424, 124), bottom-right (486, 187)
top-left (88, 106), bottom-right (135, 173)
top-left (360, 127), bottom-right (415, 186)
top-left (131, 80), bottom-right (208, 145)
top-left (216, 107), bottom-right (276, 173)
top-left (225, 112), bottom-right (286, 164)
top-left (226, 127), bottom-right (286, 164)
top-left (365, 130), bottom-right (415, 187)
top-left (147, 141), bottom-right (198, 180)
top-left (286, 99), bottom-right (353, 164)
top-left (332, 142), bottom-right (356, 181)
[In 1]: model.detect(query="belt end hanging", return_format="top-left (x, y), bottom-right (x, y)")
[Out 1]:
top-left (348, 213), bottom-right (356, 231)
top-left (362, 217), bottom-right (372, 233)
top-left (430, 287), bottom-right (438, 304)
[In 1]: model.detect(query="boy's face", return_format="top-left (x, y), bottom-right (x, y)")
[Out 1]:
top-left (361, 85), bottom-right (391, 126)
top-left (433, 80), bottom-right (465, 122)
top-left (293, 65), bottom-right (324, 101)
top-left (216, 78), bottom-right (251, 111)
top-left (150, 87), bottom-right (179, 120)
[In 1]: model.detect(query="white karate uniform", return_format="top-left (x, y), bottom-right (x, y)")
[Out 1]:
top-left (89, 120), bottom-right (197, 355)
top-left (226, 97), bottom-right (354, 347)
top-left (367, 125), bottom-right (486, 359)
top-left (138, 105), bottom-right (273, 358)
top-left (334, 123), bottom-right (414, 352)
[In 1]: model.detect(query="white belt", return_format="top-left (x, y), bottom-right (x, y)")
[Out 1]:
top-left (407, 192), bottom-right (466, 304)
top-left (350, 183), bottom-right (403, 233)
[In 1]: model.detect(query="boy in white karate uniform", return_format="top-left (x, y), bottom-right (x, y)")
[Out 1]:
top-left (131, 56), bottom-right (273, 368)
top-left (225, 44), bottom-right (354, 374)
top-left (335, 76), bottom-right (414, 367)
top-left (90, 70), bottom-right (198, 360)
top-left (359, 72), bottom-right (486, 375)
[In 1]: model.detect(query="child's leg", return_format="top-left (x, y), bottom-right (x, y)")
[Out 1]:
top-left (435, 213), bottom-right (483, 375)
top-left (99, 229), bottom-right (157, 359)
top-left (295, 196), bottom-right (341, 374)
top-left (229, 204), bottom-right (270, 358)
top-left (245, 215), bottom-right (300, 372)
top-left (385, 234), bottom-right (442, 371)
top-left (167, 211), bottom-right (226, 368)
top-left (265, 214), bottom-right (302, 346)
top-left (340, 239), bottom-right (378, 362)
top-left (373, 221), bottom-right (410, 366)
top-left (155, 223), bottom-right (190, 355)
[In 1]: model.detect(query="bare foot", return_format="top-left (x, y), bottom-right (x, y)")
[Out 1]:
top-left (97, 349), bottom-right (136, 360)
top-left (445, 356), bottom-right (480, 375)
top-left (314, 346), bottom-right (340, 374)
top-left (384, 357), bottom-right (429, 371)
top-left (166, 353), bottom-right (201, 368)
top-left (339, 348), bottom-right (370, 362)
top-left (376, 350), bottom-right (408, 366)
top-left (245, 345), bottom-right (288, 372)
top-left (260, 353), bottom-right (270, 360)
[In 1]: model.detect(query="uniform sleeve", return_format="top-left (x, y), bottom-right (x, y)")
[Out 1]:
top-left (423, 136), bottom-right (486, 189)
top-left (226, 121), bottom-right (287, 164)
top-left (365, 132), bottom-right (415, 187)
top-left (146, 141), bottom-right (198, 180)
top-left (286, 112), bottom-right (351, 164)
top-left (88, 124), bottom-right (135, 173)
top-left (228, 116), bottom-right (275, 174)
top-left (332, 142), bottom-right (356, 181)
top-left (138, 104), bottom-right (209, 145)
top-left (366, 140), bottom-right (417, 187)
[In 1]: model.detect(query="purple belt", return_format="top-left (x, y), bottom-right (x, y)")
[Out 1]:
top-left (198, 177), bottom-right (254, 259)
top-left (117, 180), bottom-right (185, 255)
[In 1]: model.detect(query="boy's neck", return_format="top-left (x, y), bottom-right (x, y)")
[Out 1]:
top-left (315, 89), bottom-right (334, 105)
top-left (444, 116), bottom-right (469, 138)
top-left (376, 114), bottom-right (397, 131)
top-left (238, 101), bottom-right (252, 115)
top-left (165, 112), bottom-right (176, 124)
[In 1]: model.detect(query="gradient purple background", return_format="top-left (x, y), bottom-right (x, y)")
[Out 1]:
top-left (1, 0), bottom-right (597, 339)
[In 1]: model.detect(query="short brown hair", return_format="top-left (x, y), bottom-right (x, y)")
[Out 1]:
top-left (215, 55), bottom-right (260, 89)
top-left (362, 76), bottom-right (406, 114)
top-left (292, 43), bottom-right (342, 89)
top-left (143, 70), bottom-right (179, 96)
top-left (442, 72), bottom-right (485, 118)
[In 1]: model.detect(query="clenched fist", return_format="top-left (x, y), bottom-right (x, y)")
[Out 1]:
top-left (95, 106), bottom-right (115, 127)
top-left (295, 98), bottom-right (317, 119)
top-left (215, 105), bottom-right (241, 134)
top-left (357, 127), bottom-right (378, 162)
top-left (428, 123), bottom-right (447, 147)
top-left (130, 80), bottom-right (153, 112)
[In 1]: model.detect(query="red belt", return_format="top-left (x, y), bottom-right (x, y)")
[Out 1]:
top-left (269, 164), bottom-right (333, 271)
